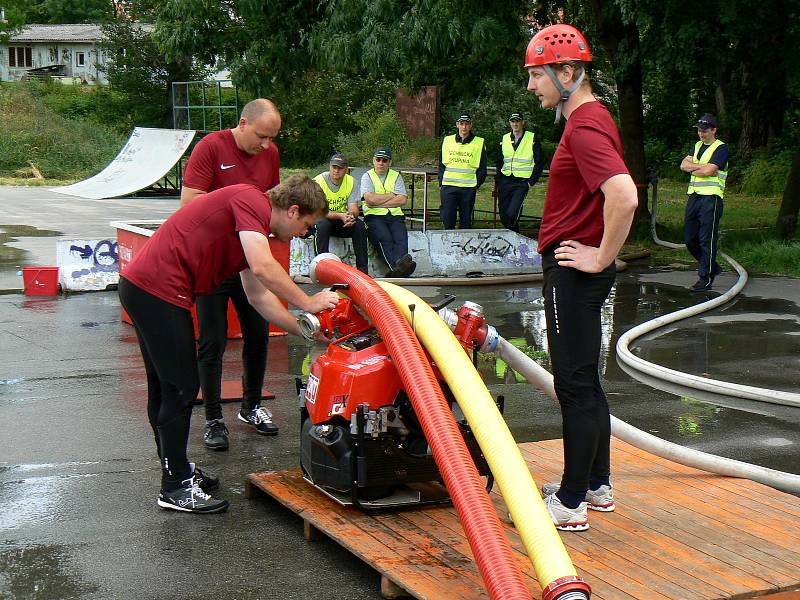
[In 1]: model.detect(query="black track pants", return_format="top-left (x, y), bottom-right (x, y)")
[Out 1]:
top-left (196, 275), bottom-right (268, 421)
top-left (542, 250), bottom-right (616, 496)
top-left (119, 278), bottom-right (197, 491)
top-left (684, 193), bottom-right (724, 280)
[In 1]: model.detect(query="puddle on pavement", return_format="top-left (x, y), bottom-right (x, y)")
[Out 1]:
top-left (0, 224), bottom-right (62, 292)
top-left (0, 541), bottom-right (99, 598)
top-left (286, 267), bottom-right (799, 448)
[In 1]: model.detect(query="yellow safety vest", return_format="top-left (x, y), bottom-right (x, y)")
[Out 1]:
top-left (501, 131), bottom-right (535, 178)
top-left (362, 169), bottom-right (404, 216)
top-left (313, 173), bottom-right (354, 213)
top-left (441, 135), bottom-right (484, 188)
top-left (687, 139), bottom-right (727, 198)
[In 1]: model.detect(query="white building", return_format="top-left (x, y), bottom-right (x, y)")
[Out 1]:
top-left (0, 24), bottom-right (109, 84)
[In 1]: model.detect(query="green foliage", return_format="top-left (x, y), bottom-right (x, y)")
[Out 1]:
top-left (311, 0), bottom-right (531, 103)
top-left (336, 110), bottom-right (409, 167)
top-left (1, 0), bottom-right (117, 25)
top-left (100, 19), bottom-right (205, 130)
top-left (0, 82), bottom-right (126, 180)
top-left (739, 152), bottom-right (794, 197)
top-left (271, 72), bottom-right (396, 167)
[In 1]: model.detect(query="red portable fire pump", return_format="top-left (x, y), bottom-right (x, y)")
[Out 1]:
top-left (297, 286), bottom-right (501, 510)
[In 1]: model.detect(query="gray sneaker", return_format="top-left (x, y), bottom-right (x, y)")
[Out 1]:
top-left (543, 493), bottom-right (589, 531)
top-left (542, 482), bottom-right (615, 512)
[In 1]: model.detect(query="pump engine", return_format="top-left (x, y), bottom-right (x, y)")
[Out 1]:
top-left (297, 290), bottom-right (501, 510)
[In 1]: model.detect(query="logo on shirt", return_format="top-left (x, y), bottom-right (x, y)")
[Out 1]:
top-left (220, 164), bottom-right (236, 170)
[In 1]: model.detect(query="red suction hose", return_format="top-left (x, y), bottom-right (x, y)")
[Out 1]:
top-left (312, 256), bottom-right (532, 600)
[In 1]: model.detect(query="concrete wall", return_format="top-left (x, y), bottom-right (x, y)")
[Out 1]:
top-left (290, 229), bottom-right (541, 278)
top-left (0, 42), bottom-right (107, 84)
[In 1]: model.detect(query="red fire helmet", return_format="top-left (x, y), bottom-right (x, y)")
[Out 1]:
top-left (525, 24), bottom-right (592, 68)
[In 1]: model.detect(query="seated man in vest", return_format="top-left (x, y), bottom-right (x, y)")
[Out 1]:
top-left (438, 113), bottom-right (487, 229)
top-left (495, 112), bottom-right (543, 232)
top-left (360, 147), bottom-right (416, 277)
top-left (680, 113), bottom-right (729, 292)
top-left (312, 152), bottom-right (369, 274)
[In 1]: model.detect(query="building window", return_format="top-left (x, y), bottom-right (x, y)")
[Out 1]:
top-left (76, 52), bottom-right (85, 67)
top-left (8, 46), bottom-right (33, 68)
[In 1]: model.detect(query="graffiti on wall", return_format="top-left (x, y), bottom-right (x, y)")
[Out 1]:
top-left (56, 239), bottom-right (120, 291)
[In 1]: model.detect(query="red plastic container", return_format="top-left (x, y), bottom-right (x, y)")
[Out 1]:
top-left (22, 266), bottom-right (60, 296)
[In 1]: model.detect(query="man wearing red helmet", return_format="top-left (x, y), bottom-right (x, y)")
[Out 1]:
top-left (525, 24), bottom-right (638, 531)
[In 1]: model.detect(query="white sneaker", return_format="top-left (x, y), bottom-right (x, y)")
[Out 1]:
top-left (542, 482), bottom-right (616, 512)
top-left (543, 493), bottom-right (589, 531)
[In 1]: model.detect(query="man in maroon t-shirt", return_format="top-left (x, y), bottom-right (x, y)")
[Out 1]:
top-left (181, 98), bottom-right (282, 452)
top-left (119, 174), bottom-right (339, 513)
top-left (524, 25), bottom-right (638, 532)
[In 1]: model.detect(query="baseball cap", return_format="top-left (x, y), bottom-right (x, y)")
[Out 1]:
top-left (456, 113), bottom-right (472, 123)
top-left (697, 114), bottom-right (718, 130)
top-left (329, 152), bottom-right (348, 167)
top-left (509, 112), bottom-right (524, 121)
top-left (373, 146), bottom-right (392, 160)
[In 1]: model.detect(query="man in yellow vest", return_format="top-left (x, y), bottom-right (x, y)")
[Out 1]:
top-left (495, 112), bottom-right (543, 232)
top-left (680, 114), bottom-right (729, 292)
top-left (312, 152), bottom-right (369, 274)
top-left (438, 113), bottom-right (487, 229)
top-left (360, 147), bottom-right (416, 277)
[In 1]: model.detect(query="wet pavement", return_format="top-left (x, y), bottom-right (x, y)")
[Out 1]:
top-left (1, 186), bottom-right (799, 599)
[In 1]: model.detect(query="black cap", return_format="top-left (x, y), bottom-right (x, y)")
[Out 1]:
top-left (373, 146), bottom-right (392, 160)
top-left (509, 112), bottom-right (524, 121)
top-left (697, 114), bottom-right (718, 130)
top-left (456, 113), bottom-right (472, 123)
top-left (329, 152), bottom-right (348, 167)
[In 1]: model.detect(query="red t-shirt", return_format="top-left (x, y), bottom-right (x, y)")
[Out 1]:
top-left (122, 184), bottom-right (272, 309)
top-left (182, 129), bottom-right (280, 193)
top-left (537, 101), bottom-right (629, 254)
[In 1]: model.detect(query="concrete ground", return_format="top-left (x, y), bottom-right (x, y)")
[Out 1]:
top-left (1, 186), bottom-right (799, 599)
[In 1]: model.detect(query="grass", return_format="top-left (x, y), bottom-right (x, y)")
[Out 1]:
top-left (645, 179), bottom-right (800, 277)
top-left (0, 83), bottom-right (125, 180)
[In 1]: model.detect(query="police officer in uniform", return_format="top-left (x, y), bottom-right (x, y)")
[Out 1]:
top-left (680, 114), bottom-right (728, 291)
top-left (495, 112), bottom-right (543, 232)
top-left (312, 152), bottom-right (369, 274)
top-left (360, 147), bottom-right (416, 277)
top-left (438, 113), bottom-right (487, 229)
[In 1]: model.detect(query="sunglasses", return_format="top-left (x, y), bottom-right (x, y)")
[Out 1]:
top-left (698, 121), bottom-right (713, 127)
top-left (374, 157), bottom-right (389, 163)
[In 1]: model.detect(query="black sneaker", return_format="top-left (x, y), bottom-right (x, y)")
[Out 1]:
top-left (393, 254), bottom-right (417, 277)
top-left (238, 405), bottom-right (279, 435)
top-left (690, 277), bottom-right (712, 292)
top-left (203, 419), bottom-right (229, 451)
top-left (157, 476), bottom-right (229, 514)
top-left (190, 463), bottom-right (219, 493)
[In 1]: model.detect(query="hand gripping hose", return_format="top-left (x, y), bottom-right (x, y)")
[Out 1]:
top-left (309, 254), bottom-right (532, 600)
top-left (379, 281), bottom-right (591, 600)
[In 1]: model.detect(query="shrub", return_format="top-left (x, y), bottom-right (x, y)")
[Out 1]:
top-left (739, 151), bottom-right (792, 197)
top-left (0, 82), bottom-right (125, 179)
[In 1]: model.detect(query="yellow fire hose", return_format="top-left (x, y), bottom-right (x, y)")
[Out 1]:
top-left (378, 281), bottom-right (584, 596)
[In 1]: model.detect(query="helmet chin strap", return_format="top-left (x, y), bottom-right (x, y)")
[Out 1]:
top-left (543, 64), bottom-right (585, 123)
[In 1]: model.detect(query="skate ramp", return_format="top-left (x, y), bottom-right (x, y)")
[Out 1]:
top-left (51, 127), bottom-right (196, 200)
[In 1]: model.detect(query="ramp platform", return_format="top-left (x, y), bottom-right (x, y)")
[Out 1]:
top-left (246, 438), bottom-right (800, 600)
top-left (51, 127), bottom-right (195, 199)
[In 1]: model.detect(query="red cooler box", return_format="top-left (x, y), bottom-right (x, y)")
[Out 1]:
top-left (113, 220), bottom-right (288, 337)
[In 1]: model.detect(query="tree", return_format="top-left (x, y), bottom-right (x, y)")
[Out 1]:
top-left (776, 151), bottom-right (800, 239)
top-left (3, 0), bottom-right (119, 24)
top-left (311, 0), bottom-right (531, 102)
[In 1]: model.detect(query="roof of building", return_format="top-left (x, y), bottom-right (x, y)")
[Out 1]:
top-left (8, 23), bottom-right (153, 43)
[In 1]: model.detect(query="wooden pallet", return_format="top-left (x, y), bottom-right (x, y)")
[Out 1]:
top-left (245, 438), bottom-right (800, 600)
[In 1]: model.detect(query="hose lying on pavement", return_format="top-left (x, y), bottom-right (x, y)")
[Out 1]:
top-left (495, 338), bottom-right (800, 495)
top-left (616, 185), bottom-right (800, 408)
